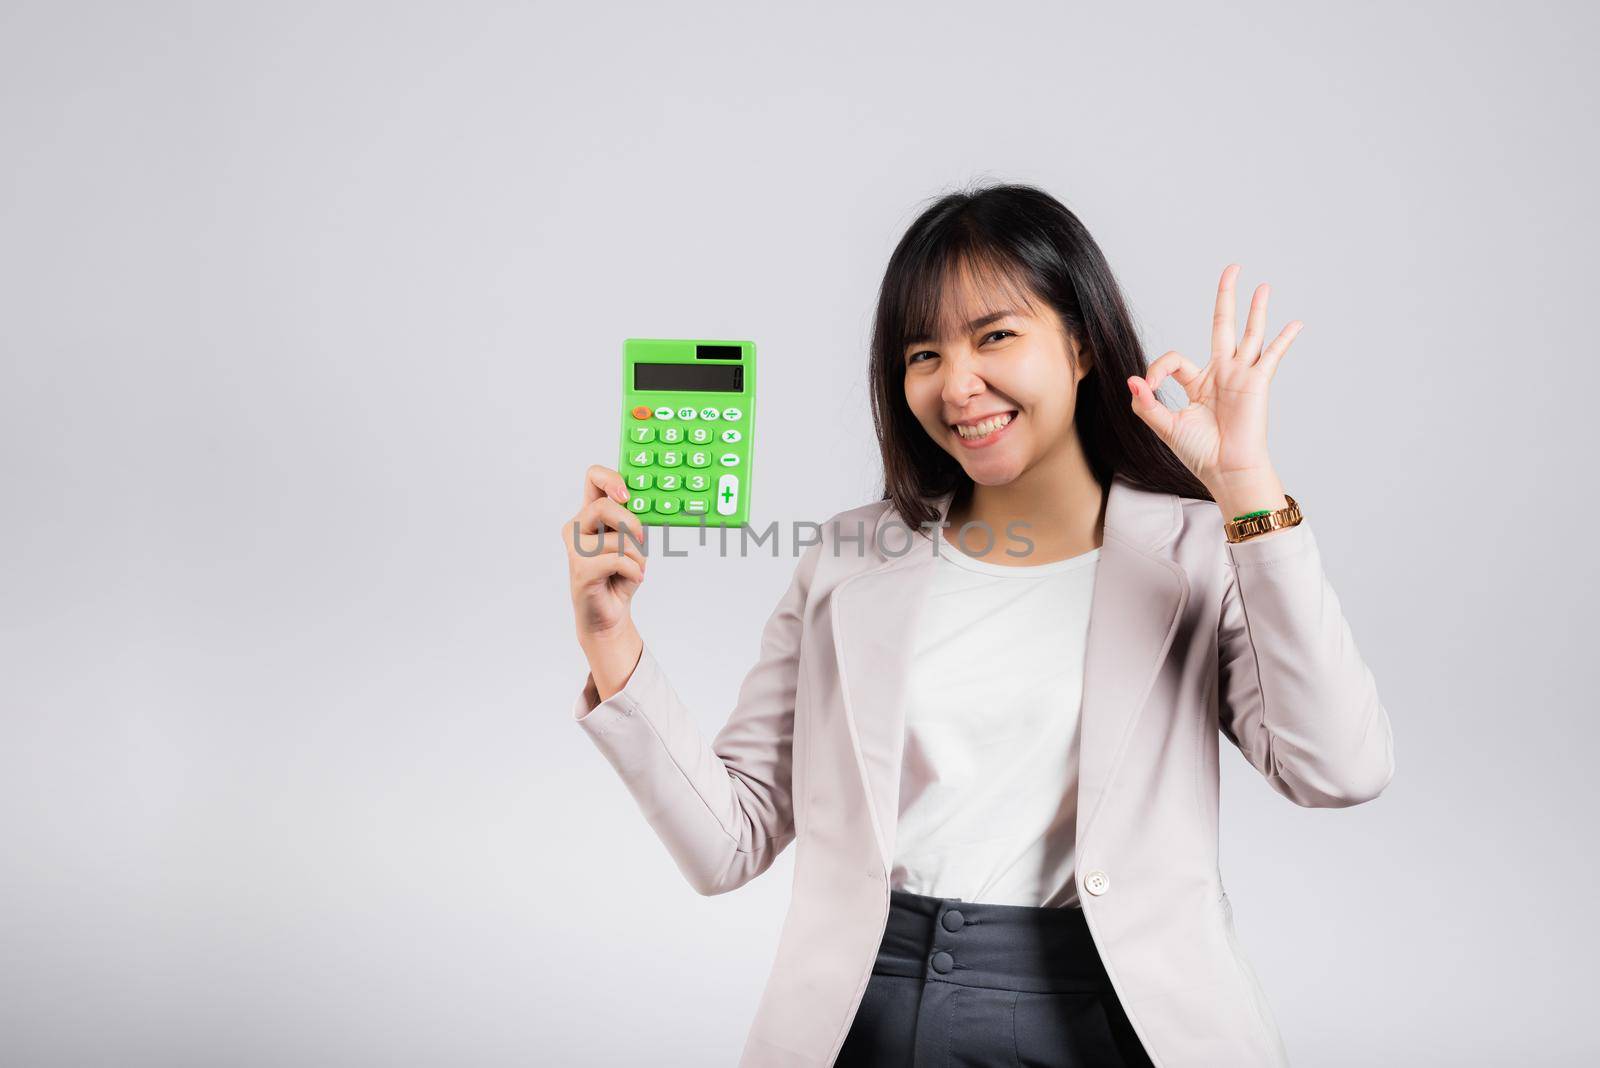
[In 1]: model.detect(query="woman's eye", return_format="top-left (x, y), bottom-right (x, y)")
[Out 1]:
top-left (906, 331), bottom-right (1013, 366)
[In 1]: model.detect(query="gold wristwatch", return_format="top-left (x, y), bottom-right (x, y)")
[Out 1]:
top-left (1224, 493), bottom-right (1302, 544)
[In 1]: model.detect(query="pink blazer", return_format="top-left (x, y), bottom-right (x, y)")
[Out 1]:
top-left (572, 471), bottom-right (1395, 1067)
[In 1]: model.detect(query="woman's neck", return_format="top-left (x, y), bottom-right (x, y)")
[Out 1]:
top-left (942, 443), bottom-right (1106, 566)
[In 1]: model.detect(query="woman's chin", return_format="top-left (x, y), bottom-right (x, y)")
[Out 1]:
top-left (958, 450), bottom-right (1027, 484)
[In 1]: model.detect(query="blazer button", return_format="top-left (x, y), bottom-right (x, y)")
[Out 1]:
top-left (1084, 869), bottom-right (1110, 896)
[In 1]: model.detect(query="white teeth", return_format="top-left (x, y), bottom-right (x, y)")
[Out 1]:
top-left (955, 412), bottom-right (1014, 439)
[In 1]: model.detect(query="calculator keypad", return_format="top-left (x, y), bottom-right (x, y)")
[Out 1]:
top-left (621, 409), bottom-right (747, 520)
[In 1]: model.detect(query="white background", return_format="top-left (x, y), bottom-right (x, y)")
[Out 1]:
top-left (2, 1), bottom-right (1594, 1064)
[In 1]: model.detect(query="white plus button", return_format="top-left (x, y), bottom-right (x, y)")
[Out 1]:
top-left (715, 474), bottom-right (740, 516)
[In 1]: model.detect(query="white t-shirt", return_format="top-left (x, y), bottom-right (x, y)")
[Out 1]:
top-left (889, 530), bottom-right (1101, 909)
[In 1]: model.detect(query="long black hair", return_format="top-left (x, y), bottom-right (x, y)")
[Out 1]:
top-left (868, 181), bottom-right (1212, 528)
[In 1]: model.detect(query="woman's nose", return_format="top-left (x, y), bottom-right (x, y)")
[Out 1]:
top-left (940, 356), bottom-right (986, 405)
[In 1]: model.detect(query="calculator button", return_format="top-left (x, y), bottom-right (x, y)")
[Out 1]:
top-left (628, 495), bottom-right (653, 513)
top-left (676, 406), bottom-right (697, 420)
top-left (659, 450), bottom-right (683, 467)
top-left (629, 426), bottom-right (656, 443)
top-left (720, 428), bottom-right (742, 443)
top-left (687, 451), bottom-right (711, 468)
top-left (656, 497), bottom-right (680, 514)
top-left (684, 498), bottom-right (708, 516)
top-left (659, 426), bottom-right (684, 444)
top-left (631, 406), bottom-right (652, 420)
top-left (689, 427), bottom-right (712, 444)
top-left (721, 407), bottom-right (742, 421)
top-left (686, 474), bottom-right (710, 491)
top-left (653, 406), bottom-right (674, 420)
top-left (627, 472), bottom-right (653, 490)
top-left (716, 474), bottom-right (740, 516)
top-left (718, 453), bottom-right (740, 467)
top-left (628, 448), bottom-right (655, 466)
top-left (699, 406), bottom-right (720, 420)
top-left (657, 474), bottom-right (681, 491)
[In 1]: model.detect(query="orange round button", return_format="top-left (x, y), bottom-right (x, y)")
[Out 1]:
top-left (631, 405), bottom-right (652, 419)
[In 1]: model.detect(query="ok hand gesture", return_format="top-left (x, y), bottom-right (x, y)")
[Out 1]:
top-left (1126, 264), bottom-right (1302, 496)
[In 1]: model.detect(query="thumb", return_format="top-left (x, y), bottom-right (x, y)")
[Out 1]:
top-left (1127, 376), bottom-right (1175, 442)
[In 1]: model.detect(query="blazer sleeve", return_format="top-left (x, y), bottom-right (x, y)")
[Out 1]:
top-left (570, 543), bottom-right (819, 896)
top-left (1215, 515), bottom-right (1395, 808)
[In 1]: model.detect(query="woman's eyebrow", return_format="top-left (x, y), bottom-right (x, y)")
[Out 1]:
top-left (905, 310), bottom-right (1022, 347)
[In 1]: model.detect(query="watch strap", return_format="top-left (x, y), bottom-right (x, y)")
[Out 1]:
top-left (1224, 493), bottom-right (1302, 544)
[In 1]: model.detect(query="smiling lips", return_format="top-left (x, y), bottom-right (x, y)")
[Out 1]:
top-left (951, 410), bottom-right (1017, 447)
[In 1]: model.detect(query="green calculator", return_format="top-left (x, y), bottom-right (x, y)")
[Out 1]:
top-left (619, 338), bottom-right (756, 526)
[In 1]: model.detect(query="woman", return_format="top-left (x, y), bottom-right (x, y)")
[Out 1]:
top-left (562, 183), bottom-right (1394, 1067)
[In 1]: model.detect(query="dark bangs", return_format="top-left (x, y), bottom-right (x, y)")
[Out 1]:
top-left (888, 242), bottom-right (1071, 377)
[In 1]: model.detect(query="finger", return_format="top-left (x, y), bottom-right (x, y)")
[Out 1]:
top-left (1256, 320), bottom-right (1303, 378)
top-left (1142, 350), bottom-right (1204, 403)
top-left (1237, 282), bottom-right (1270, 364)
top-left (608, 553), bottom-right (645, 588)
top-left (575, 545), bottom-right (645, 589)
top-left (595, 529), bottom-right (649, 573)
top-left (583, 464), bottom-right (630, 508)
top-left (563, 512), bottom-right (650, 566)
top-left (568, 528), bottom-right (649, 576)
top-left (1212, 264), bottom-right (1241, 363)
top-left (1127, 375), bottom-right (1176, 442)
top-left (574, 494), bottom-right (647, 542)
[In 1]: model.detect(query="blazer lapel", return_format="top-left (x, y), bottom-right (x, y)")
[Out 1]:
top-left (830, 473), bottom-right (1189, 877)
top-left (1075, 476), bottom-right (1190, 854)
top-left (828, 505), bottom-right (941, 876)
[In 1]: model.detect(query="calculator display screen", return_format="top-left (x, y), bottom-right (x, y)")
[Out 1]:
top-left (633, 362), bottom-right (743, 392)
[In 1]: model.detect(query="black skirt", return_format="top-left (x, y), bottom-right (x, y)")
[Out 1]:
top-left (835, 888), bottom-right (1156, 1067)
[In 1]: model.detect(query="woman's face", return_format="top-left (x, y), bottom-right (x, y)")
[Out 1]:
top-left (901, 264), bottom-right (1089, 487)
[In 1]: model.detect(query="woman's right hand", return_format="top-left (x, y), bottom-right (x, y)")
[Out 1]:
top-left (562, 464), bottom-right (649, 650)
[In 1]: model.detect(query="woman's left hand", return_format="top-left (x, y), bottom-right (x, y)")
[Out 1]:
top-left (1125, 264), bottom-right (1301, 503)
